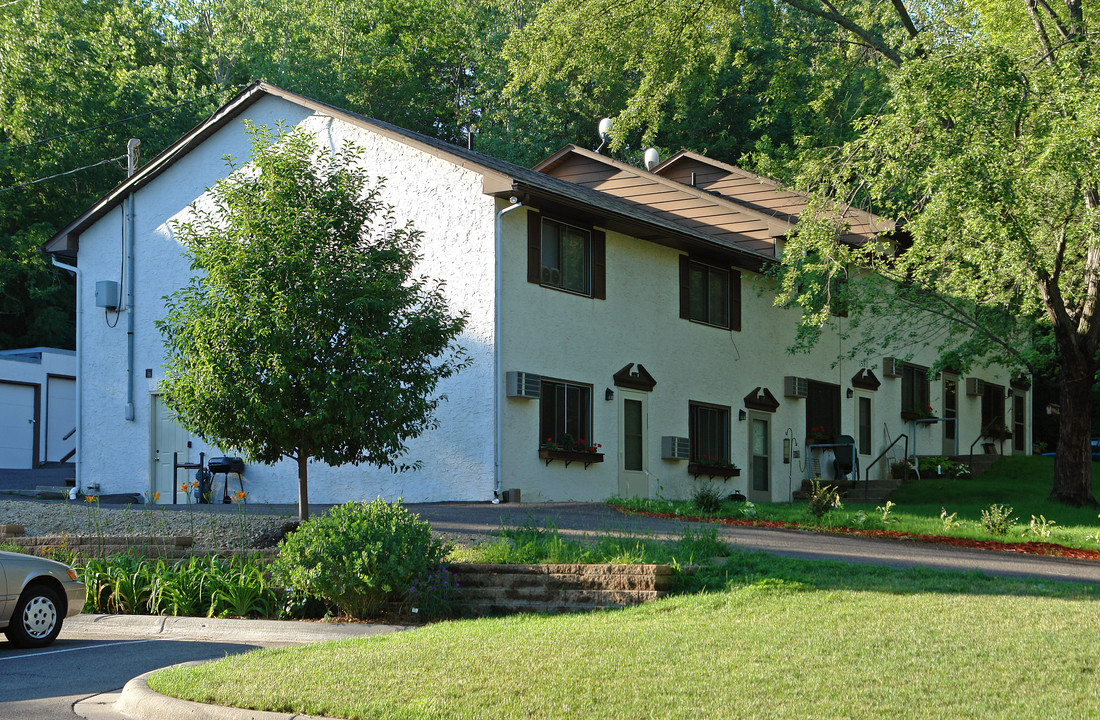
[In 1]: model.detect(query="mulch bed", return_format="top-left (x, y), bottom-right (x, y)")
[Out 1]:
top-left (616, 507), bottom-right (1100, 561)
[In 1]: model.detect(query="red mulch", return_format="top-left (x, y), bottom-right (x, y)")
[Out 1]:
top-left (616, 507), bottom-right (1100, 561)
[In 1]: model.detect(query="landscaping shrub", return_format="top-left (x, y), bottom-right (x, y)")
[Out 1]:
top-left (807, 479), bottom-right (843, 518)
top-left (77, 553), bottom-right (279, 617)
top-left (691, 483), bottom-right (723, 514)
top-left (273, 499), bottom-right (449, 619)
top-left (980, 504), bottom-right (1017, 536)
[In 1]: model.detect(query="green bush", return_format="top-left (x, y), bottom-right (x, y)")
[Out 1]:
top-left (980, 504), bottom-right (1017, 536)
top-left (272, 499), bottom-right (449, 619)
top-left (77, 553), bottom-right (279, 618)
top-left (807, 478), bottom-right (843, 519)
top-left (691, 483), bottom-right (723, 514)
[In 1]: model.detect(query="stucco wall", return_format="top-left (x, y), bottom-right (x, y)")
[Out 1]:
top-left (499, 211), bottom-right (1024, 502)
top-left (76, 95), bottom-right (495, 504)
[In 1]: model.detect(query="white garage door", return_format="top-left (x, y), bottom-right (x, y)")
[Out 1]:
top-left (46, 376), bottom-right (76, 462)
top-left (0, 382), bottom-right (36, 469)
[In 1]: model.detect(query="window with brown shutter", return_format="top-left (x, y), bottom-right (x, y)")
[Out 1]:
top-left (680, 255), bottom-right (740, 331)
top-left (526, 210), bottom-right (604, 299)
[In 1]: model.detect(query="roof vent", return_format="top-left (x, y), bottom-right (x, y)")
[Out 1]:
top-left (596, 118), bottom-right (613, 153)
top-left (644, 148), bottom-right (659, 171)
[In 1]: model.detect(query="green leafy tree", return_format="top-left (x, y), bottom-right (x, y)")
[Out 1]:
top-left (773, 0), bottom-right (1100, 506)
top-left (502, 0), bottom-right (890, 173)
top-left (158, 125), bottom-right (469, 520)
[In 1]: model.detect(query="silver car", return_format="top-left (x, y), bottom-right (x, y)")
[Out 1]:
top-left (0, 551), bottom-right (86, 648)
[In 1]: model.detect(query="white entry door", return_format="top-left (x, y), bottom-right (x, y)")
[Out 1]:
top-left (618, 390), bottom-right (649, 498)
top-left (748, 412), bottom-right (771, 502)
top-left (0, 382), bottom-right (37, 469)
top-left (46, 376), bottom-right (76, 462)
top-left (151, 395), bottom-right (190, 504)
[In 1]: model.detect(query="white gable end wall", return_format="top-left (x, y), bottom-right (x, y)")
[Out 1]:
top-left (77, 95), bottom-right (496, 504)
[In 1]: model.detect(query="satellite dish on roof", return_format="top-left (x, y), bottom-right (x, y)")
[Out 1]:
top-left (596, 118), bottom-right (613, 153)
top-left (644, 148), bottom-right (660, 171)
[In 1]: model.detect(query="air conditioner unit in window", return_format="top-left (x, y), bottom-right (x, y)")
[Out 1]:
top-left (882, 357), bottom-right (902, 378)
top-left (966, 377), bottom-right (986, 397)
top-left (784, 376), bottom-right (809, 398)
top-left (540, 267), bottom-right (561, 285)
top-left (506, 371), bottom-right (541, 399)
top-left (661, 436), bottom-right (690, 460)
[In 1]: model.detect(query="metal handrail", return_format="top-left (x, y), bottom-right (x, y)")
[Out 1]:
top-left (969, 418), bottom-right (1007, 473)
top-left (863, 433), bottom-right (909, 503)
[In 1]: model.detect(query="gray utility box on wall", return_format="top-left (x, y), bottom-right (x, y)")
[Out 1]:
top-left (95, 280), bottom-right (120, 310)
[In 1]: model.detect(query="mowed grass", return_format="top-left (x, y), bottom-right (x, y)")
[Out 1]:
top-left (149, 551), bottom-right (1100, 720)
top-left (612, 456), bottom-right (1100, 550)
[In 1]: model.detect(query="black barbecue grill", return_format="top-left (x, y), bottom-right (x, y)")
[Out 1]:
top-left (208, 456), bottom-right (245, 503)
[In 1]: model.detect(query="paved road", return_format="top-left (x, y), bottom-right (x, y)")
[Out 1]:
top-left (0, 615), bottom-right (403, 720)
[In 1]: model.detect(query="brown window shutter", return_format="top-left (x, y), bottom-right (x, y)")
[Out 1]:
top-left (730, 268), bottom-right (742, 331)
top-left (679, 255), bottom-right (690, 319)
top-left (527, 210), bottom-right (541, 284)
top-left (592, 230), bottom-right (606, 299)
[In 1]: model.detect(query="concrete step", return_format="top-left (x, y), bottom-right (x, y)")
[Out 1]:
top-left (35, 485), bottom-right (71, 499)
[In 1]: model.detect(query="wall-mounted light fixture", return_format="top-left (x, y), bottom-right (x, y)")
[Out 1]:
top-left (846, 388), bottom-right (854, 399)
top-left (605, 388), bottom-right (614, 401)
top-left (738, 409), bottom-right (747, 421)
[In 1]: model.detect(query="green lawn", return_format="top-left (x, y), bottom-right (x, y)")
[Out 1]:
top-left (149, 551), bottom-right (1100, 719)
top-left (612, 456), bottom-right (1100, 551)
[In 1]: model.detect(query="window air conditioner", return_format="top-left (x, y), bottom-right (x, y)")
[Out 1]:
top-left (966, 377), bottom-right (986, 397)
top-left (882, 357), bottom-right (902, 378)
top-left (784, 376), bottom-right (809, 398)
top-left (506, 371), bottom-right (541, 399)
top-left (661, 436), bottom-right (690, 460)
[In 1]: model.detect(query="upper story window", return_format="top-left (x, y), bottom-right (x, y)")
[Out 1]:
top-left (901, 364), bottom-right (930, 414)
top-left (679, 255), bottom-right (741, 331)
top-left (541, 218), bottom-right (590, 294)
top-left (527, 210), bottom-right (605, 299)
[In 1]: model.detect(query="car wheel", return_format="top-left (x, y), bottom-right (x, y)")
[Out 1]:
top-left (4, 584), bottom-right (64, 648)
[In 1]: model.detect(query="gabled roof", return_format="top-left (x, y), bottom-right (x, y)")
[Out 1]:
top-left (651, 150), bottom-right (894, 244)
top-left (44, 83), bottom-right (875, 272)
top-left (534, 145), bottom-right (789, 258)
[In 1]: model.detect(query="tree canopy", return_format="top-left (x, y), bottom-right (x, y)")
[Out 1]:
top-left (157, 126), bottom-right (469, 520)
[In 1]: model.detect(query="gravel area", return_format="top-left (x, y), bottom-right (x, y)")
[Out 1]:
top-left (0, 498), bottom-right (295, 550)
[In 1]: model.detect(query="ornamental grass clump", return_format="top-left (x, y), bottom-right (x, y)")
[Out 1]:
top-left (272, 499), bottom-right (449, 619)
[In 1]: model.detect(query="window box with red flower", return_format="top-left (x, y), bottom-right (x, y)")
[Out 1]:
top-left (688, 456), bottom-right (741, 480)
top-left (539, 435), bottom-right (604, 468)
top-left (901, 404), bottom-right (937, 422)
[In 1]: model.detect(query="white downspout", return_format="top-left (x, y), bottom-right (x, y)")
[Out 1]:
top-left (494, 197), bottom-right (523, 502)
top-left (51, 257), bottom-right (82, 496)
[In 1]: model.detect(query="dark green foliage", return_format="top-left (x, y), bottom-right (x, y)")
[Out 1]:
top-left (272, 499), bottom-right (449, 619)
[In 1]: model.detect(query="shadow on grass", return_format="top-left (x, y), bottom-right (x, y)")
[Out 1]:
top-left (684, 547), bottom-right (1100, 601)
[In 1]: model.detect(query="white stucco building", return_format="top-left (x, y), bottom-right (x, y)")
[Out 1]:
top-left (44, 83), bottom-right (1030, 504)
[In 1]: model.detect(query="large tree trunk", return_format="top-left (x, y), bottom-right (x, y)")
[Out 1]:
top-left (1050, 374), bottom-right (1098, 506)
top-left (297, 453), bottom-right (310, 521)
